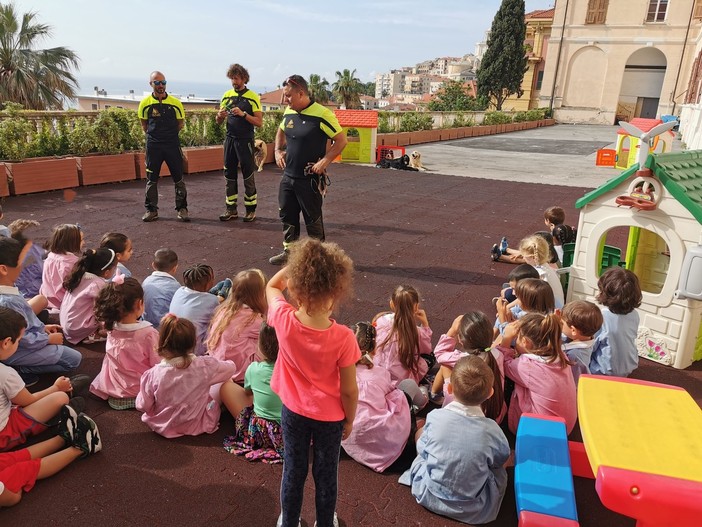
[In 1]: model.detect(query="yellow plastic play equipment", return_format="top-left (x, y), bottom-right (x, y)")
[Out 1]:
top-left (614, 118), bottom-right (674, 170)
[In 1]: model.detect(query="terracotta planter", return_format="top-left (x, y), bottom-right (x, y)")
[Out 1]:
top-left (543, 118), bottom-right (556, 126)
top-left (464, 127), bottom-right (475, 138)
top-left (6, 157), bottom-right (78, 195)
top-left (183, 145), bottom-right (223, 174)
top-left (265, 142), bottom-right (275, 165)
top-left (0, 164), bottom-right (9, 197)
top-left (409, 130), bottom-right (428, 144)
top-left (455, 128), bottom-right (466, 139)
top-left (396, 132), bottom-right (411, 147)
top-left (135, 152), bottom-right (172, 179)
top-left (379, 133), bottom-right (398, 146)
top-left (78, 153), bottom-right (137, 186)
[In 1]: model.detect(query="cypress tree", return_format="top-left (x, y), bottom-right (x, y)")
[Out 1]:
top-left (477, 0), bottom-right (528, 111)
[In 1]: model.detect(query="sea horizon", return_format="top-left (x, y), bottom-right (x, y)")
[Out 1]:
top-left (75, 75), bottom-right (273, 102)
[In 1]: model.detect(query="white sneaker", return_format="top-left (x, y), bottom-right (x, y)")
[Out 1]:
top-left (314, 512), bottom-right (339, 527)
top-left (276, 513), bottom-right (302, 527)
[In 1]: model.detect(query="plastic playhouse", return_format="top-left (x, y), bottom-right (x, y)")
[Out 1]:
top-left (334, 110), bottom-right (378, 164)
top-left (614, 118), bottom-right (674, 170)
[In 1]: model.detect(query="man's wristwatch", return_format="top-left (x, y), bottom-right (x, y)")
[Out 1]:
top-left (241, 112), bottom-right (247, 118)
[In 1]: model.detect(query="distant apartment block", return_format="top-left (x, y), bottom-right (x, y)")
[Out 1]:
top-left (76, 88), bottom-right (218, 112)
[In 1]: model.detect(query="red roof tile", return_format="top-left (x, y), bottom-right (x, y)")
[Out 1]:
top-left (260, 88), bottom-right (285, 104)
top-left (618, 118), bottom-right (663, 135)
top-left (526, 8), bottom-right (555, 19)
top-left (334, 110), bottom-right (378, 128)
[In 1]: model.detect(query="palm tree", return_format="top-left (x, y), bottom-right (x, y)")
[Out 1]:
top-left (308, 74), bottom-right (330, 104)
top-left (332, 68), bottom-right (362, 109)
top-left (0, 4), bottom-right (80, 110)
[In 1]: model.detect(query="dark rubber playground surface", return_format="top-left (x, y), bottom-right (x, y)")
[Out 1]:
top-left (2, 160), bottom-right (700, 526)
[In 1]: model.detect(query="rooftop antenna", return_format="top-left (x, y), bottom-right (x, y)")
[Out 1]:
top-left (618, 119), bottom-right (678, 176)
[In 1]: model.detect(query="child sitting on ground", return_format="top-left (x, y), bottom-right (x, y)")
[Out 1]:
top-left (136, 314), bottom-right (241, 438)
top-left (432, 312), bottom-right (506, 423)
top-left (0, 237), bottom-right (82, 385)
top-left (496, 263), bottom-right (540, 306)
top-left (207, 269), bottom-right (267, 383)
top-left (0, 307), bottom-right (90, 454)
top-left (498, 313), bottom-right (577, 435)
top-left (40, 224), bottom-right (83, 312)
top-left (60, 248), bottom-right (118, 345)
top-left (518, 235), bottom-right (564, 308)
top-left (223, 322), bottom-right (284, 463)
top-left (495, 278), bottom-right (555, 338)
top-left (544, 206), bottom-right (577, 262)
top-left (8, 220), bottom-right (45, 304)
top-left (399, 355), bottom-right (510, 525)
top-left (141, 249), bottom-right (180, 328)
top-left (561, 300), bottom-right (603, 386)
top-left (99, 232), bottom-right (133, 279)
top-left (342, 321), bottom-right (417, 473)
top-left (374, 285), bottom-right (433, 385)
top-left (90, 277), bottom-right (160, 410)
top-left (590, 267), bottom-right (642, 377)
top-left (169, 264), bottom-right (221, 356)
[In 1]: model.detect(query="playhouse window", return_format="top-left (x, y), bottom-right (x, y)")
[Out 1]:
top-left (601, 226), bottom-right (669, 294)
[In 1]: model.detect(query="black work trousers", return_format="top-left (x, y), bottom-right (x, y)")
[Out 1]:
top-left (278, 174), bottom-right (325, 250)
top-left (223, 137), bottom-right (257, 213)
top-left (144, 140), bottom-right (187, 212)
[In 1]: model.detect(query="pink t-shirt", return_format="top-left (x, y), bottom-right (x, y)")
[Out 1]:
top-left (374, 313), bottom-right (432, 385)
top-left (499, 346), bottom-right (577, 435)
top-left (59, 272), bottom-right (107, 344)
top-left (341, 364), bottom-right (411, 472)
top-left (90, 321), bottom-right (160, 400)
top-left (40, 252), bottom-right (79, 310)
top-left (269, 297), bottom-right (360, 421)
top-left (207, 306), bottom-right (263, 383)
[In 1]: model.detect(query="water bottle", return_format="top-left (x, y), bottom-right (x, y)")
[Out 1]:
top-left (500, 237), bottom-right (508, 254)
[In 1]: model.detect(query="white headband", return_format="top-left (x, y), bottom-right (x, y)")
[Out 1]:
top-left (100, 248), bottom-right (116, 270)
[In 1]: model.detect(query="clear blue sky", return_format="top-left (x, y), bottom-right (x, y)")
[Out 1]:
top-left (12, 0), bottom-right (554, 93)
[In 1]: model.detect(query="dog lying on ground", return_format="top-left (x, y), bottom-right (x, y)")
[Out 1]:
top-left (376, 154), bottom-right (418, 171)
top-left (254, 139), bottom-right (267, 172)
top-left (408, 150), bottom-right (427, 171)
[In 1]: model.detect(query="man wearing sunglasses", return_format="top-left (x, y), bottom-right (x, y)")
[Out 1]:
top-left (269, 75), bottom-right (347, 265)
top-left (216, 63), bottom-right (263, 223)
top-left (138, 71), bottom-right (189, 222)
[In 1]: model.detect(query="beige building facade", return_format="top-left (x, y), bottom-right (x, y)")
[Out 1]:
top-left (540, 0), bottom-right (702, 124)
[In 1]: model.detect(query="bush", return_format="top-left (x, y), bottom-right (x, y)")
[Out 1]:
top-left (378, 112), bottom-right (395, 133)
top-left (483, 111), bottom-right (513, 125)
top-left (0, 115), bottom-right (34, 160)
top-left (526, 109), bottom-right (546, 121)
top-left (451, 112), bottom-right (475, 128)
top-left (399, 112), bottom-right (433, 132)
top-left (513, 111), bottom-right (528, 123)
top-left (256, 111), bottom-right (283, 144)
top-left (68, 117), bottom-right (97, 156)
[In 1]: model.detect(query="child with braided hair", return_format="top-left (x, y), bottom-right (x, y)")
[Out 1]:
top-left (169, 264), bottom-right (221, 356)
top-left (90, 276), bottom-right (160, 410)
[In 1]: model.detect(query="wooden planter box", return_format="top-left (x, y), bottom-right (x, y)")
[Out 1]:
top-left (135, 152), bottom-right (172, 179)
top-left (183, 145), bottom-right (223, 174)
top-left (78, 153), bottom-right (136, 186)
top-left (0, 164), bottom-right (9, 197)
top-left (6, 157), bottom-right (78, 195)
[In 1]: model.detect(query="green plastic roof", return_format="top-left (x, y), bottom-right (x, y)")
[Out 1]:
top-left (576, 150), bottom-right (702, 225)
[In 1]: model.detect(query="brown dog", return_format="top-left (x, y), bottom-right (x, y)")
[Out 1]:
top-left (254, 139), bottom-right (268, 172)
top-left (409, 150), bottom-right (427, 171)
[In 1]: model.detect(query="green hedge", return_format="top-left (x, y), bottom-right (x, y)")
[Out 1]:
top-left (0, 107), bottom-right (284, 161)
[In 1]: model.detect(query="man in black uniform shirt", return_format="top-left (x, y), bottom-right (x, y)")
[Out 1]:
top-left (138, 70), bottom-right (189, 222)
top-left (216, 64), bottom-right (263, 222)
top-left (269, 75), bottom-right (347, 265)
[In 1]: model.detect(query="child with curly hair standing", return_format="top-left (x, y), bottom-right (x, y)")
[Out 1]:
top-left (267, 239), bottom-right (359, 527)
